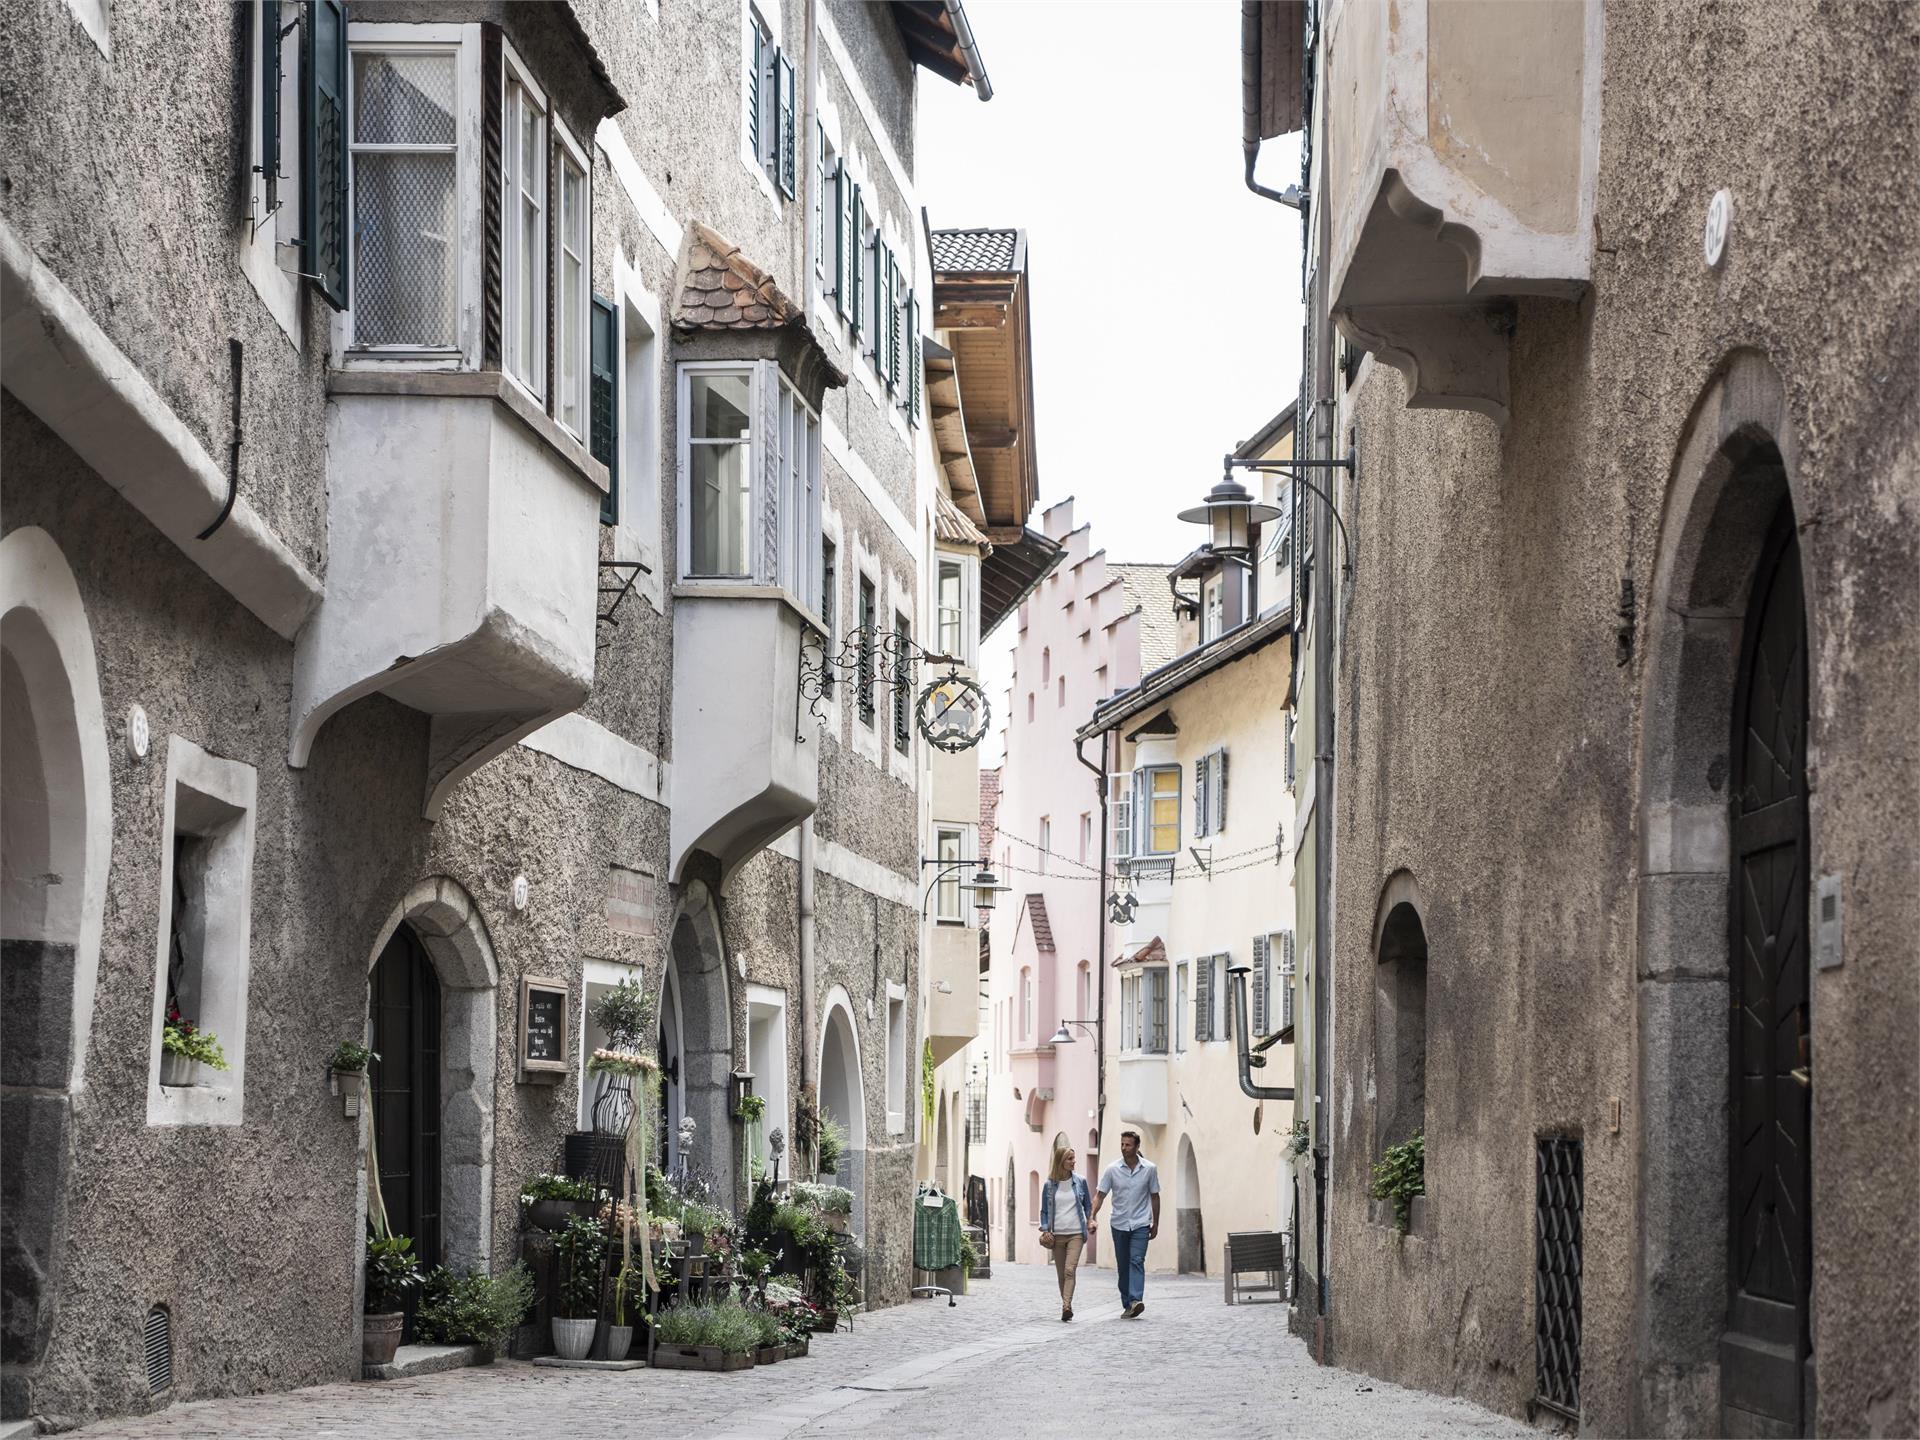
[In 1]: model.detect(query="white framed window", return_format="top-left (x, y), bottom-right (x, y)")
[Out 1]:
top-left (1020, 967), bottom-right (1034, 1041)
top-left (1037, 817), bottom-right (1050, 875)
top-left (886, 986), bottom-right (907, 1134)
top-left (1276, 930), bottom-right (1296, 1031)
top-left (677, 361), bottom-right (822, 604)
top-left (741, 4), bottom-right (794, 203)
top-left (1140, 765), bottom-right (1181, 855)
top-left (1109, 773), bottom-right (1135, 861)
top-left (1120, 972), bottom-right (1138, 1051)
top-left (554, 121), bottom-right (591, 439)
top-left (1078, 812), bottom-right (1093, 864)
top-left (1175, 961), bottom-right (1189, 1052)
top-left (147, 737), bottom-right (258, 1127)
top-left (503, 45), bottom-right (548, 400)
top-left (935, 825), bottom-right (966, 923)
top-left (348, 39), bottom-right (463, 352)
top-left (1145, 966), bottom-right (1169, 1054)
top-left (746, 984), bottom-right (790, 1175)
top-left (937, 558), bottom-right (966, 659)
top-left (1202, 572), bottom-right (1226, 642)
top-left (242, 0), bottom-right (303, 341)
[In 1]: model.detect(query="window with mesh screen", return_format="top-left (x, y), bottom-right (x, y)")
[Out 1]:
top-left (349, 48), bottom-right (458, 348)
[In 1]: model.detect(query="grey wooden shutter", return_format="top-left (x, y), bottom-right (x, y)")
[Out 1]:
top-left (834, 161), bottom-right (852, 317)
top-left (260, 0), bottom-right (283, 218)
top-left (813, 122), bottom-right (826, 269)
top-left (1194, 957), bottom-right (1213, 1042)
top-left (301, 0), bottom-right (349, 311)
top-left (591, 295), bottom-right (618, 525)
top-left (748, 25), bottom-right (764, 162)
top-left (1193, 755), bottom-right (1209, 839)
top-left (777, 51), bottom-right (797, 198)
top-left (1252, 935), bottom-right (1269, 1033)
top-left (1214, 748), bottom-right (1229, 832)
top-left (1224, 954), bottom-right (1235, 1041)
top-left (1284, 714), bottom-right (1296, 787)
top-left (1282, 930), bottom-right (1296, 1028)
top-left (848, 186), bottom-right (864, 337)
top-left (887, 256), bottom-right (903, 392)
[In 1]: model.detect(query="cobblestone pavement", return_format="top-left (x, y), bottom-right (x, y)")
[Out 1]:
top-left (73, 1264), bottom-right (1531, 1439)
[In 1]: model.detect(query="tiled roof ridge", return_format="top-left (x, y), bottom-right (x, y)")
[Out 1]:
top-left (1023, 892), bottom-right (1055, 951)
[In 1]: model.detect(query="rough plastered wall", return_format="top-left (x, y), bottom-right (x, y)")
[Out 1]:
top-left (1, 403), bottom-right (430, 1425)
top-left (1323, 3), bottom-right (1920, 1435)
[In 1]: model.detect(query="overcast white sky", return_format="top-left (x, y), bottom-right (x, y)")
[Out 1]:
top-left (915, 1), bottom-right (1304, 759)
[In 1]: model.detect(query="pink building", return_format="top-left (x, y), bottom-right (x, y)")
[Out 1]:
top-left (983, 498), bottom-right (1177, 1266)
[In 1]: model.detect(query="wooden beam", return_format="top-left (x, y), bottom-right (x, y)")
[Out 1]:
top-left (965, 425), bottom-right (1019, 450)
top-left (936, 307), bottom-right (1007, 331)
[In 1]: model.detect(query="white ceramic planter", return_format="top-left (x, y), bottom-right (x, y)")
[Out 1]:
top-left (551, 1317), bottom-right (596, 1361)
top-left (159, 1052), bottom-right (197, 1087)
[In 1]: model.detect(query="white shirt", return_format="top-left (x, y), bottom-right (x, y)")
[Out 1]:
top-left (1098, 1156), bottom-right (1161, 1230)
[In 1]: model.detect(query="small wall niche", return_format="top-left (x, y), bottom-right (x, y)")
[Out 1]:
top-left (147, 736), bottom-right (257, 1127)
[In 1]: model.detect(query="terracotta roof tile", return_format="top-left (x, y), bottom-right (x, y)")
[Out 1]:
top-left (978, 768), bottom-right (1002, 859)
top-left (1022, 893), bottom-right (1055, 952)
top-left (935, 488), bottom-right (991, 550)
top-left (672, 221), bottom-right (805, 331)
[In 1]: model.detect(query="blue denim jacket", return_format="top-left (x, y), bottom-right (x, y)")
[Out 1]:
top-left (1039, 1173), bottom-right (1092, 1238)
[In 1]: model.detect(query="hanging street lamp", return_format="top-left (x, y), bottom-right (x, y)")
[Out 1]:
top-left (1177, 471), bottom-right (1283, 556)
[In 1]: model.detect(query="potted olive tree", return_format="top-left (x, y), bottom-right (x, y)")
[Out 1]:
top-left (363, 1233), bottom-right (424, 1368)
top-left (551, 1214), bottom-right (606, 1360)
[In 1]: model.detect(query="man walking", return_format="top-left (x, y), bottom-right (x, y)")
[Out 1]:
top-left (1090, 1129), bottom-right (1160, 1317)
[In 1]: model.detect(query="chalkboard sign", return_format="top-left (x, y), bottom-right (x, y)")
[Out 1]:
top-left (518, 975), bottom-right (569, 1084)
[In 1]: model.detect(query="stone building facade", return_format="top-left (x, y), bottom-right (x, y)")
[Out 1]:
top-left (1250, 1), bottom-right (1919, 1435)
top-left (1, 0), bottom-right (994, 1428)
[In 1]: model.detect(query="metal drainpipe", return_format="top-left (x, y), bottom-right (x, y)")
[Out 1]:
top-left (1241, 2), bottom-right (1303, 210)
top-left (1074, 732), bottom-right (1108, 1153)
top-left (799, 818), bottom-right (818, 1097)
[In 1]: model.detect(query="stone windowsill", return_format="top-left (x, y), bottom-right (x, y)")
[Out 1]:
top-left (327, 367), bottom-right (610, 496)
top-left (1367, 1193), bottom-right (1431, 1239)
top-left (670, 581), bottom-right (827, 637)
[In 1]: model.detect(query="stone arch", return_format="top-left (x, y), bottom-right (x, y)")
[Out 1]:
top-left (1371, 871), bottom-right (1429, 1157)
top-left (1633, 350), bottom-right (1812, 1436)
top-left (664, 880), bottom-right (735, 1211)
top-left (364, 878), bottom-right (499, 1273)
top-left (1176, 1132), bottom-right (1205, 1274)
top-left (818, 985), bottom-right (865, 1231)
top-left (1, 527), bottom-right (111, 1417)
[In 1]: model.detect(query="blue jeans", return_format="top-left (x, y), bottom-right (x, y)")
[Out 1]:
top-left (1112, 1226), bottom-right (1149, 1308)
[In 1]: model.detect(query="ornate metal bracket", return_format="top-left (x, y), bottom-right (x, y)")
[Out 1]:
top-left (597, 559), bottom-right (653, 646)
top-left (795, 627), bottom-right (989, 750)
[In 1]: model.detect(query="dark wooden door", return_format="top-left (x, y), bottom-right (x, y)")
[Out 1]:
top-left (372, 926), bottom-right (441, 1331)
top-left (1722, 512), bottom-right (1813, 1435)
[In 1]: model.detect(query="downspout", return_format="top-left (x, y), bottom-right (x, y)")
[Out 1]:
top-left (1241, 2), bottom-right (1302, 210)
top-left (942, 0), bottom-right (993, 102)
top-left (800, 819), bottom-right (818, 1096)
top-left (1074, 732), bottom-right (1108, 1154)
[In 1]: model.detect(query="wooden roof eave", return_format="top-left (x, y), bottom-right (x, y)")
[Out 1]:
top-left (927, 352), bottom-right (988, 527)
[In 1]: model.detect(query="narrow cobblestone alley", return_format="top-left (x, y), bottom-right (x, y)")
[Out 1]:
top-left (71, 1265), bottom-right (1529, 1439)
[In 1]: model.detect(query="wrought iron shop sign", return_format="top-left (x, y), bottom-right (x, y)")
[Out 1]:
top-left (798, 627), bottom-right (991, 752)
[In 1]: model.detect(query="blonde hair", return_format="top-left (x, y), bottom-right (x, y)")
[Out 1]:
top-left (1048, 1137), bottom-right (1074, 1183)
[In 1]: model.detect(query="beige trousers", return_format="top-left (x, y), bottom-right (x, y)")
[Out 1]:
top-left (1052, 1233), bottom-right (1085, 1309)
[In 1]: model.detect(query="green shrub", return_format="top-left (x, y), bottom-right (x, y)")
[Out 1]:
top-left (1369, 1131), bottom-right (1425, 1235)
top-left (553, 1215), bottom-right (607, 1319)
top-left (706, 1300), bottom-right (761, 1355)
top-left (364, 1233), bottom-right (423, 1314)
top-left (748, 1306), bottom-right (782, 1349)
top-left (415, 1264), bottom-right (534, 1347)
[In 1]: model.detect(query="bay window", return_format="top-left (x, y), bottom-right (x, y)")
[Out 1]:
top-left (936, 558), bottom-right (967, 660)
top-left (935, 826), bottom-right (965, 923)
top-left (504, 55), bottom-right (547, 399)
top-left (678, 362), bottom-right (824, 606)
top-left (1138, 765), bottom-right (1181, 855)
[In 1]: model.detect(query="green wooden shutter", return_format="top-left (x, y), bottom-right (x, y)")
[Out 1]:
top-left (888, 256), bottom-right (904, 393)
top-left (1194, 756), bottom-right (1208, 839)
top-left (813, 122), bottom-right (826, 272)
top-left (907, 292), bottom-right (922, 423)
top-left (834, 161), bottom-right (852, 318)
top-left (591, 294), bottom-right (618, 525)
top-left (301, 0), bottom-right (349, 311)
top-left (1214, 748), bottom-right (1229, 831)
top-left (777, 52), bottom-right (797, 198)
top-left (748, 25), bottom-right (764, 161)
top-left (848, 186), bottom-right (864, 337)
top-left (879, 245), bottom-right (896, 390)
top-left (260, 0), bottom-right (283, 218)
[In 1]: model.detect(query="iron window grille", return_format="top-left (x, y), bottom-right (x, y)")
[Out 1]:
top-left (1535, 1135), bottom-right (1583, 1421)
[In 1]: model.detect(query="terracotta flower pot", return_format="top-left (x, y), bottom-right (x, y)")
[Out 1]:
top-left (362, 1311), bottom-right (404, 1368)
top-left (551, 1317), bottom-right (596, 1361)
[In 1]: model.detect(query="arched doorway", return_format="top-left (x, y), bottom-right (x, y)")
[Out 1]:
top-left (370, 926), bottom-right (440, 1335)
top-left (818, 989), bottom-right (866, 1234)
top-left (1, 528), bottom-right (111, 1423)
top-left (363, 879), bottom-right (498, 1276)
top-left (1635, 353), bottom-right (1815, 1436)
top-left (661, 885), bottom-right (733, 1211)
top-left (1176, 1134), bottom-right (1205, 1274)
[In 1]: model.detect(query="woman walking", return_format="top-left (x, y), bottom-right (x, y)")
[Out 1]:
top-left (1038, 1138), bottom-right (1091, 1321)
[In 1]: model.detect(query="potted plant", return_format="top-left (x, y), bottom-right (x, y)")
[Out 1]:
top-left (414, 1263), bottom-right (534, 1362)
top-left (954, 1231), bottom-right (978, 1295)
top-left (814, 1115), bottom-right (847, 1180)
top-left (650, 1300), bottom-right (758, 1372)
top-left (604, 1261), bottom-right (644, 1362)
top-left (331, 1040), bottom-right (377, 1114)
top-left (521, 1173), bottom-right (605, 1233)
top-left (160, 1004), bottom-right (229, 1088)
top-left (749, 1305), bottom-right (783, 1366)
top-left (551, 1214), bottom-right (606, 1360)
top-left (791, 1181), bottom-right (854, 1235)
top-left (363, 1232), bottom-right (424, 1368)
top-left (778, 1298), bottom-right (817, 1358)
